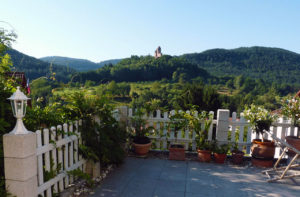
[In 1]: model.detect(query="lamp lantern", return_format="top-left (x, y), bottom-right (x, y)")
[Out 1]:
top-left (7, 86), bottom-right (31, 134)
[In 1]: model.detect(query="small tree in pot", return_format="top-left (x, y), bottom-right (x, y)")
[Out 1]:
top-left (168, 111), bottom-right (188, 160)
top-left (243, 104), bottom-right (277, 167)
top-left (281, 97), bottom-right (300, 155)
top-left (129, 108), bottom-right (153, 156)
top-left (185, 109), bottom-right (213, 162)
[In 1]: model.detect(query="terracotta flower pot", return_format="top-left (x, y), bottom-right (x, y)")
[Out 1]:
top-left (169, 144), bottom-right (185, 161)
top-left (197, 149), bottom-right (212, 162)
top-left (251, 139), bottom-right (275, 160)
top-left (251, 157), bottom-right (273, 168)
top-left (285, 136), bottom-right (300, 156)
top-left (214, 153), bottom-right (227, 164)
top-left (231, 151), bottom-right (244, 165)
top-left (133, 142), bottom-right (152, 156)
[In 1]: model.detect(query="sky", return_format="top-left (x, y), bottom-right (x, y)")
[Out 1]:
top-left (1, 0), bottom-right (300, 62)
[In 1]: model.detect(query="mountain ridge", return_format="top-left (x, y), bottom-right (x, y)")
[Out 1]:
top-left (6, 49), bottom-right (75, 82)
top-left (40, 56), bottom-right (122, 71)
top-left (182, 46), bottom-right (300, 84)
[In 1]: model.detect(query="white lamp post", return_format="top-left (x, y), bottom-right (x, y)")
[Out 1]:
top-left (7, 86), bottom-right (31, 134)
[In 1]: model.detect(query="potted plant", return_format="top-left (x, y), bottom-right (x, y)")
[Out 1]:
top-left (197, 141), bottom-right (213, 162)
top-left (243, 104), bottom-right (277, 167)
top-left (186, 110), bottom-right (213, 162)
top-left (212, 142), bottom-right (230, 164)
top-left (281, 97), bottom-right (300, 155)
top-left (168, 111), bottom-right (188, 160)
top-left (129, 108), bottom-right (153, 156)
top-left (231, 143), bottom-right (244, 165)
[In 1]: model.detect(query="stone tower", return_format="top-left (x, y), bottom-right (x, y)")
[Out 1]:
top-left (154, 46), bottom-right (162, 59)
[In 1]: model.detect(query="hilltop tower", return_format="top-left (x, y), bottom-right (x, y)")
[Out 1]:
top-left (154, 46), bottom-right (162, 59)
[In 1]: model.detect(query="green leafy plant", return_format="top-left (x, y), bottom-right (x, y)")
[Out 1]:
top-left (184, 109), bottom-right (213, 150)
top-left (43, 158), bottom-right (62, 182)
top-left (231, 142), bottom-right (241, 152)
top-left (24, 102), bottom-right (68, 131)
top-left (62, 92), bottom-right (126, 166)
top-left (67, 169), bottom-right (94, 187)
top-left (129, 108), bottom-right (154, 144)
top-left (78, 144), bottom-right (99, 162)
top-left (243, 104), bottom-right (277, 137)
top-left (168, 110), bottom-right (189, 144)
top-left (281, 97), bottom-right (300, 130)
top-left (212, 141), bottom-right (231, 154)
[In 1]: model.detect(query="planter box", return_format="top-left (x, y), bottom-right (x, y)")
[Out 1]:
top-left (286, 136), bottom-right (300, 156)
top-left (169, 145), bottom-right (185, 161)
top-left (197, 149), bottom-right (211, 162)
top-left (231, 151), bottom-right (244, 165)
top-left (214, 153), bottom-right (227, 164)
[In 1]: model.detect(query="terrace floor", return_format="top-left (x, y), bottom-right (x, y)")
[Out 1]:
top-left (90, 157), bottom-right (300, 197)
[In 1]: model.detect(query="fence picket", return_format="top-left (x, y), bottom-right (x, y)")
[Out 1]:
top-left (156, 121), bottom-right (161, 149)
top-left (74, 121), bottom-right (79, 164)
top-left (36, 130), bottom-right (44, 191)
top-left (238, 116), bottom-right (246, 150)
top-left (63, 123), bottom-right (69, 187)
top-left (208, 111), bottom-right (214, 141)
top-left (55, 124), bottom-right (64, 192)
top-left (69, 123), bottom-right (74, 183)
top-left (43, 128), bottom-right (51, 197)
top-left (50, 126), bottom-right (58, 193)
top-left (231, 112), bottom-right (237, 142)
top-left (192, 130), bottom-right (196, 151)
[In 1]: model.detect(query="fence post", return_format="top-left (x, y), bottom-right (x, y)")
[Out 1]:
top-left (3, 132), bottom-right (37, 197)
top-left (216, 109), bottom-right (230, 144)
top-left (118, 106), bottom-right (128, 123)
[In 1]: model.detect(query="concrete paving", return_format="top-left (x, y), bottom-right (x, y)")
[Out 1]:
top-left (90, 157), bottom-right (300, 197)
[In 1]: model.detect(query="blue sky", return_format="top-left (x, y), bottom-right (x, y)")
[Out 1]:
top-left (1, 0), bottom-right (300, 62)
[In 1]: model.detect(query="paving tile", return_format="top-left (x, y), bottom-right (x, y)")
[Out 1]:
top-left (153, 191), bottom-right (185, 197)
top-left (186, 179), bottom-right (216, 193)
top-left (90, 187), bottom-right (122, 197)
top-left (120, 178), bottom-right (157, 197)
top-left (159, 170), bottom-right (187, 181)
top-left (154, 179), bottom-right (186, 192)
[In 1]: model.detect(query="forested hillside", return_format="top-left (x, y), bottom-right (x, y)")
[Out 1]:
top-left (7, 49), bottom-right (75, 82)
top-left (97, 58), bottom-right (122, 67)
top-left (40, 56), bottom-right (122, 71)
top-left (182, 46), bottom-right (300, 84)
top-left (76, 55), bottom-right (211, 84)
top-left (41, 56), bottom-right (98, 71)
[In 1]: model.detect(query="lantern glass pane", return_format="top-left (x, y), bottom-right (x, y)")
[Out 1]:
top-left (16, 101), bottom-right (22, 117)
top-left (23, 101), bottom-right (27, 116)
top-left (10, 100), bottom-right (16, 116)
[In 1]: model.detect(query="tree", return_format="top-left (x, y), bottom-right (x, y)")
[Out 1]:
top-left (0, 27), bottom-right (17, 195)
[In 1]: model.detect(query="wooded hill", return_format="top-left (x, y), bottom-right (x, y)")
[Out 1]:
top-left (40, 56), bottom-right (121, 71)
top-left (7, 49), bottom-right (75, 82)
top-left (7, 46), bottom-right (300, 86)
top-left (75, 55), bottom-right (212, 84)
top-left (182, 46), bottom-right (300, 84)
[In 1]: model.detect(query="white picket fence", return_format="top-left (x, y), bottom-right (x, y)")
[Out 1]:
top-left (125, 108), bottom-right (299, 158)
top-left (36, 120), bottom-right (85, 196)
